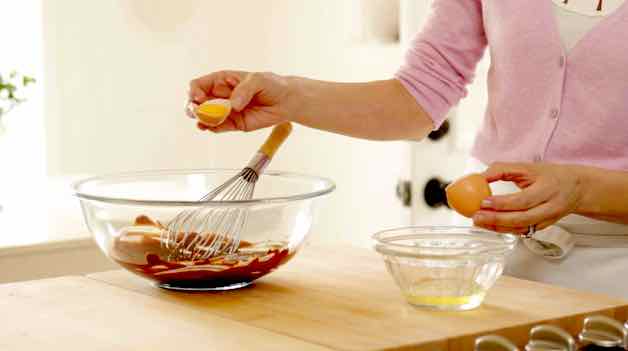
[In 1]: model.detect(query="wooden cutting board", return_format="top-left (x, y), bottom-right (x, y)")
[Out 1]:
top-left (0, 276), bottom-right (332, 351)
top-left (83, 244), bottom-right (628, 351)
top-left (2, 244), bottom-right (627, 350)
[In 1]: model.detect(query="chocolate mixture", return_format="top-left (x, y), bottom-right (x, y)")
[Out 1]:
top-left (110, 215), bottom-right (293, 289)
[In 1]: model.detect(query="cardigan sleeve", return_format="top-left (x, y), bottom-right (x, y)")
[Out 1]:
top-left (396, 0), bottom-right (488, 129)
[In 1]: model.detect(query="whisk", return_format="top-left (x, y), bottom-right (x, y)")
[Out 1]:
top-left (161, 122), bottom-right (293, 261)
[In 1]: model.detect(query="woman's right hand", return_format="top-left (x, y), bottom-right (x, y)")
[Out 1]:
top-left (187, 72), bottom-right (433, 140)
top-left (187, 70), bottom-right (297, 133)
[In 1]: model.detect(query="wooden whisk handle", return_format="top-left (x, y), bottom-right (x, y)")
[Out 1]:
top-left (259, 122), bottom-right (292, 159)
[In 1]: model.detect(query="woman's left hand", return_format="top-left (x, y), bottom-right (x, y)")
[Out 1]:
top-left (472, 162), bottom-right (586, 234)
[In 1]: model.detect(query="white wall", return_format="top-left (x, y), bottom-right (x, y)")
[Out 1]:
top-left (0, 0), bottom-right (45, 189)
top-left (43, 0), bottom-right (411, 247)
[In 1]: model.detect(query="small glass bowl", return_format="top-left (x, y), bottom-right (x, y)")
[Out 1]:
top-left (372, 226), bottom-right (517, 311)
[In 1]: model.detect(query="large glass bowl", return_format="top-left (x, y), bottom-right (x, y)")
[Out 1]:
top-left (74, 169), bottom-right (334, 291)
top-left (372, 226), bottom-right (517, 311)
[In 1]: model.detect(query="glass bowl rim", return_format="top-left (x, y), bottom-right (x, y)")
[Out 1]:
top-left (371, 226), bottom-right (518, 258)
top-left (73, 168), bottom-right (336, 207)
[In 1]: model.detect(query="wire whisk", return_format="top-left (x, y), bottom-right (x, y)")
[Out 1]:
top-left (161, 122), bottom-right (293, 261)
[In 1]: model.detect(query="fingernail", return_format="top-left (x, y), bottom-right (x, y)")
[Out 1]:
top-left (481, 199), bottom-right (493, 209)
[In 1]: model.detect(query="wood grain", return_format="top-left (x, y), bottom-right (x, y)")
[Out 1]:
top-left (0, 276), bottom-right (332, 351)
top-left (87, 244), bottom-right (628, 351)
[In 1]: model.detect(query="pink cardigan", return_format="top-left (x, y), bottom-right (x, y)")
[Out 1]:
top-left (396, 0), bottom-right (628, 171)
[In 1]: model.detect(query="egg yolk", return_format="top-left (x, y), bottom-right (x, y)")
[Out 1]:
top-left (196, 100), bottom-right (231, 127)
top-left (445, 173), bottom-right (492, 218)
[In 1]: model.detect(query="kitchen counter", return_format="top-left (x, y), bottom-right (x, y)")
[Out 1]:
top-left (2, 244), bottom-right (627, 351)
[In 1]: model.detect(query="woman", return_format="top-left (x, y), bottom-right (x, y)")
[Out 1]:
top-left (186, 1), bottom-right (628, 297)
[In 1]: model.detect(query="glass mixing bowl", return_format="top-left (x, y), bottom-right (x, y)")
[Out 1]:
top-left (372, 226), bottom-right (517, 311)
top-left (74, 169), bottom-right (334, 291)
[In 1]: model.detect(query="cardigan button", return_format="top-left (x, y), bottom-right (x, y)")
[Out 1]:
top-left (550, 108), bottom-right (559, 119)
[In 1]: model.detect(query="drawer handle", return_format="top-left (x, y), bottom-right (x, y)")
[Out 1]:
top-left (475, 334), bottom-right (520, 351)
top-left (526, 325), bottom-right (576, 351)
top-left (578, 315), bottom-right (627, 349)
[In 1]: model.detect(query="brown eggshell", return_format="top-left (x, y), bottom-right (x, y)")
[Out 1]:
top-left (445, 173), bottom-right (492, 218)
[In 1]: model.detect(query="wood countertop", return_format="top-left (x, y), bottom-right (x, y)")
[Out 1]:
top-left (3, 244), bottom-right (627, 350)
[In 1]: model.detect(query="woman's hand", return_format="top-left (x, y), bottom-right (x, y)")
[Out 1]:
top-left (472, 162), bottom-right (586, 234)
top-left (187, 71), bottom-right (297, 133)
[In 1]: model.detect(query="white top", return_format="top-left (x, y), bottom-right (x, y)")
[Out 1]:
top-left (551, 0), bottom-right (626, 51)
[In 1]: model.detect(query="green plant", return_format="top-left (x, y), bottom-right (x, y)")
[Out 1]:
top-left (0, 71), bottom-right (36, 125)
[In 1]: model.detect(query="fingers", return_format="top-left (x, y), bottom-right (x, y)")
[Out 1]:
top-left (481, 183), bottom-right (551, 211)
top-left (196, 117), bottom-right (239, 133)
top-left (482, 162), bottom-right (525, 181)
top-left (469, 162), bottom-right (571, 234)
top-left (483, 225), bottom-right (530, 235)
top-left (230, 72), bottom-right (266, 111)
top-left (186, 71), bottom-right (279, 133)
top-left (477, 218), bottom-right (559, 234)
top-left (189, 78), bottom-right (211, 103)
top-left (209, 121), bottom-right (238, 133)
top-left (212, 77), bottom-right (238, 99)
top-left (188, 70), bottom-right (244, 104)
top-left (473, 202), bottom-right (563, 232)
top-left (482, 162), bottom-right (535, 185)
top-left (225, 76), bottom-right (239, 87)
top-left (187, 71), bottom-right (245, 131)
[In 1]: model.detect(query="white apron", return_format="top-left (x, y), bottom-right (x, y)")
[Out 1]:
top-left (451, 157), bottom-right (628, 299)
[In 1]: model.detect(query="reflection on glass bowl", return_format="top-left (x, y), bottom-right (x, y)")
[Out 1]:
top-left (74, 169), bottom-right (334, 291)
top-left (372, 226), bottom-right (517, 311)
